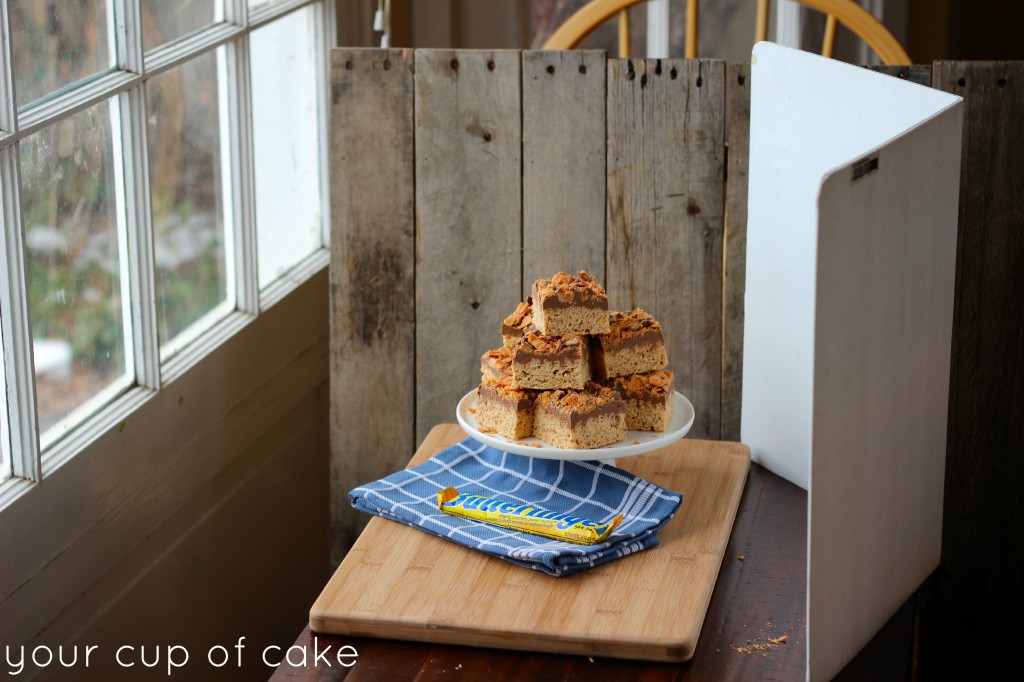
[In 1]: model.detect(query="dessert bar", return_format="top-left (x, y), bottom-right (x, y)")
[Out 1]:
top-left (511, 331), bottom-right (591, 390)
top-left (533, 383), bottom-right (626, 449)
top-left (604, 370), bottom-right (675, 432)
top-left (591, 309), bottom-right (668, 380)
top-left (530, 271), bottom-right (611, 336)
top-left (475, 378), bottom-right (536, 440)
top-left (481, 347), bottom-right (513, 381)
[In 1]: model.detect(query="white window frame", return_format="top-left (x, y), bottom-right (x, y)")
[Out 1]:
top-left (0, 0), bottom-right (335, 505)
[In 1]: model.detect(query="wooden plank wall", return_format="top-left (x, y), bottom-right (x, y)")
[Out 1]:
top-left (328, 49), bottom-right (416, 564)
top-left (522, 50), bottom-right (607, 294)
top-left (721, 62), bottom-right (750, 442)
top-left (606, 59), bottom-right (726, 440)
top-left (413, 50), bottom-right (523, 443)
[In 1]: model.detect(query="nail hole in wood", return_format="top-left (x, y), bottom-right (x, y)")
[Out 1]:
top-left (655, 61), bottom-right (662, 75)
top-left (640, 73), bottom-right (648, 87)
top-left (383, 59), bottom-right (391, 70)
top-left (957, 77), bottom-right (966, 86)
top-left (487, 59), bottom-right (495, 71)
top-left (345, 60), bottom-right (353, 70)
top-left (579, 64), bottom-right (587, 75)
top-left (696, 75), bottom-right (703, 87)
top-left (670, 67), bottom-right (678, 80)
top-left (451, 58), bottom-right (459, 72)
top-left (998, 77), bottom-right (1007, 87)
top-left (547, 64), bottom-right (556, 75)
top-left (471, 301), bottom-right (481, 310)
top-left (738, 74), bottom-right (745, 86)
top-left (483, 132), bottom-right (493, 142)
top-left (627, 61), bottom-right (636, 80)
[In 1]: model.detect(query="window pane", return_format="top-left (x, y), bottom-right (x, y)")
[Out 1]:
top-left (10, 0), bottom-right (115, 108)
top-left (142, 0), bottom-right (223, 51)
top-left (147, 51), bottom-right (230, 351)
top-left (251, 7), bottom-right (322, 288)
top-left (20, 100), bottom-right (130, 440)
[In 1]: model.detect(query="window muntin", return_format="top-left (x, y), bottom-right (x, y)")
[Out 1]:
top-left (251, 5), bottom-right (322, 289)
top-left (9, 0), bottom-right (117, 110)
top-left (19, 99), bottom-right (132, 444)
top-left (249, 0), bottom-right (290, 11)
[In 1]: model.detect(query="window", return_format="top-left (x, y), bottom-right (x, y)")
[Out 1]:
top-left (0, 0), bottom-right (333, 492)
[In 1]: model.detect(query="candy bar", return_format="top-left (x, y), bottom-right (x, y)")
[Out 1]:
top-left (438, 487), bottom-right (622, 545)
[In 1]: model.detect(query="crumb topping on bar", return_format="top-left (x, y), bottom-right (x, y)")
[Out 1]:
top-left (536, 383), bottom-right (622, 415)
top-left (479, 377), bottom-right (535, 403)
top-left (517, 331), bottom-right (585, 354)
top-left (481, 347), bottom-right (513, 372)
top-left (603, 309), bottom-right (662, 343)
top-left (606, 370), bottom-right (674, 398)
top-left (535, 271), bottom-right (607, 306)
top-left (502, 299), bottom-right (534, 335)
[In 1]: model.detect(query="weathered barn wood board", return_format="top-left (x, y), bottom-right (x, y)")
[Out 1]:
top-left (606, 58), bottom-right (725, 439)
top-left (919, 61), bottom-right (1024, 680)
top-left (414, 50), bottom-right (523, 444)
top-left (521, 50), bottom-right (606, 297)
top-left (721, 61), bottom-right (750, 443)
top-left (328, 49), bottom-right (416, 563)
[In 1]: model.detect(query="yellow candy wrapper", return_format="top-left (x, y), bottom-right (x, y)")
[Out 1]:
top-left (437, 487), bottom-right (622, 545)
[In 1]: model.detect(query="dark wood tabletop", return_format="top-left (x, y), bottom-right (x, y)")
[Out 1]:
top-left (270, 462), bottom-right (916, 681)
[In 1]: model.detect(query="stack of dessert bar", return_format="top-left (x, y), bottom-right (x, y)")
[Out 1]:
top-left (475, 271), bottom-right (676, 450)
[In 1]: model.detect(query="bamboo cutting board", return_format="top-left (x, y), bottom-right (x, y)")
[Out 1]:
top-left (311, 424), bottom-right (750, 662)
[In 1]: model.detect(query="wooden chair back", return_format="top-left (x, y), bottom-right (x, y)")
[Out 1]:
top-left (542, 0), bottom-right (912, 65)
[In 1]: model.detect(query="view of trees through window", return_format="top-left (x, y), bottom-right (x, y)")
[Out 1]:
top-left (146, 49), bottom-right (229, 349)
top-left (142, 0), bottom-right (220, 50)
top-left (20, 100), bottom-right (130, 434)
top-left (10, 1), bottom-right (115, 108)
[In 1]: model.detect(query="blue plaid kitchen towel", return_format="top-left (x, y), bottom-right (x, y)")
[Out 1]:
top-left (349, 438), bottom-right (683, 577)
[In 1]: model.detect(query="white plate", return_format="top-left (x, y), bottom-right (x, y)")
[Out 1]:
top-left (456, 389), bottom-right (695, 461)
